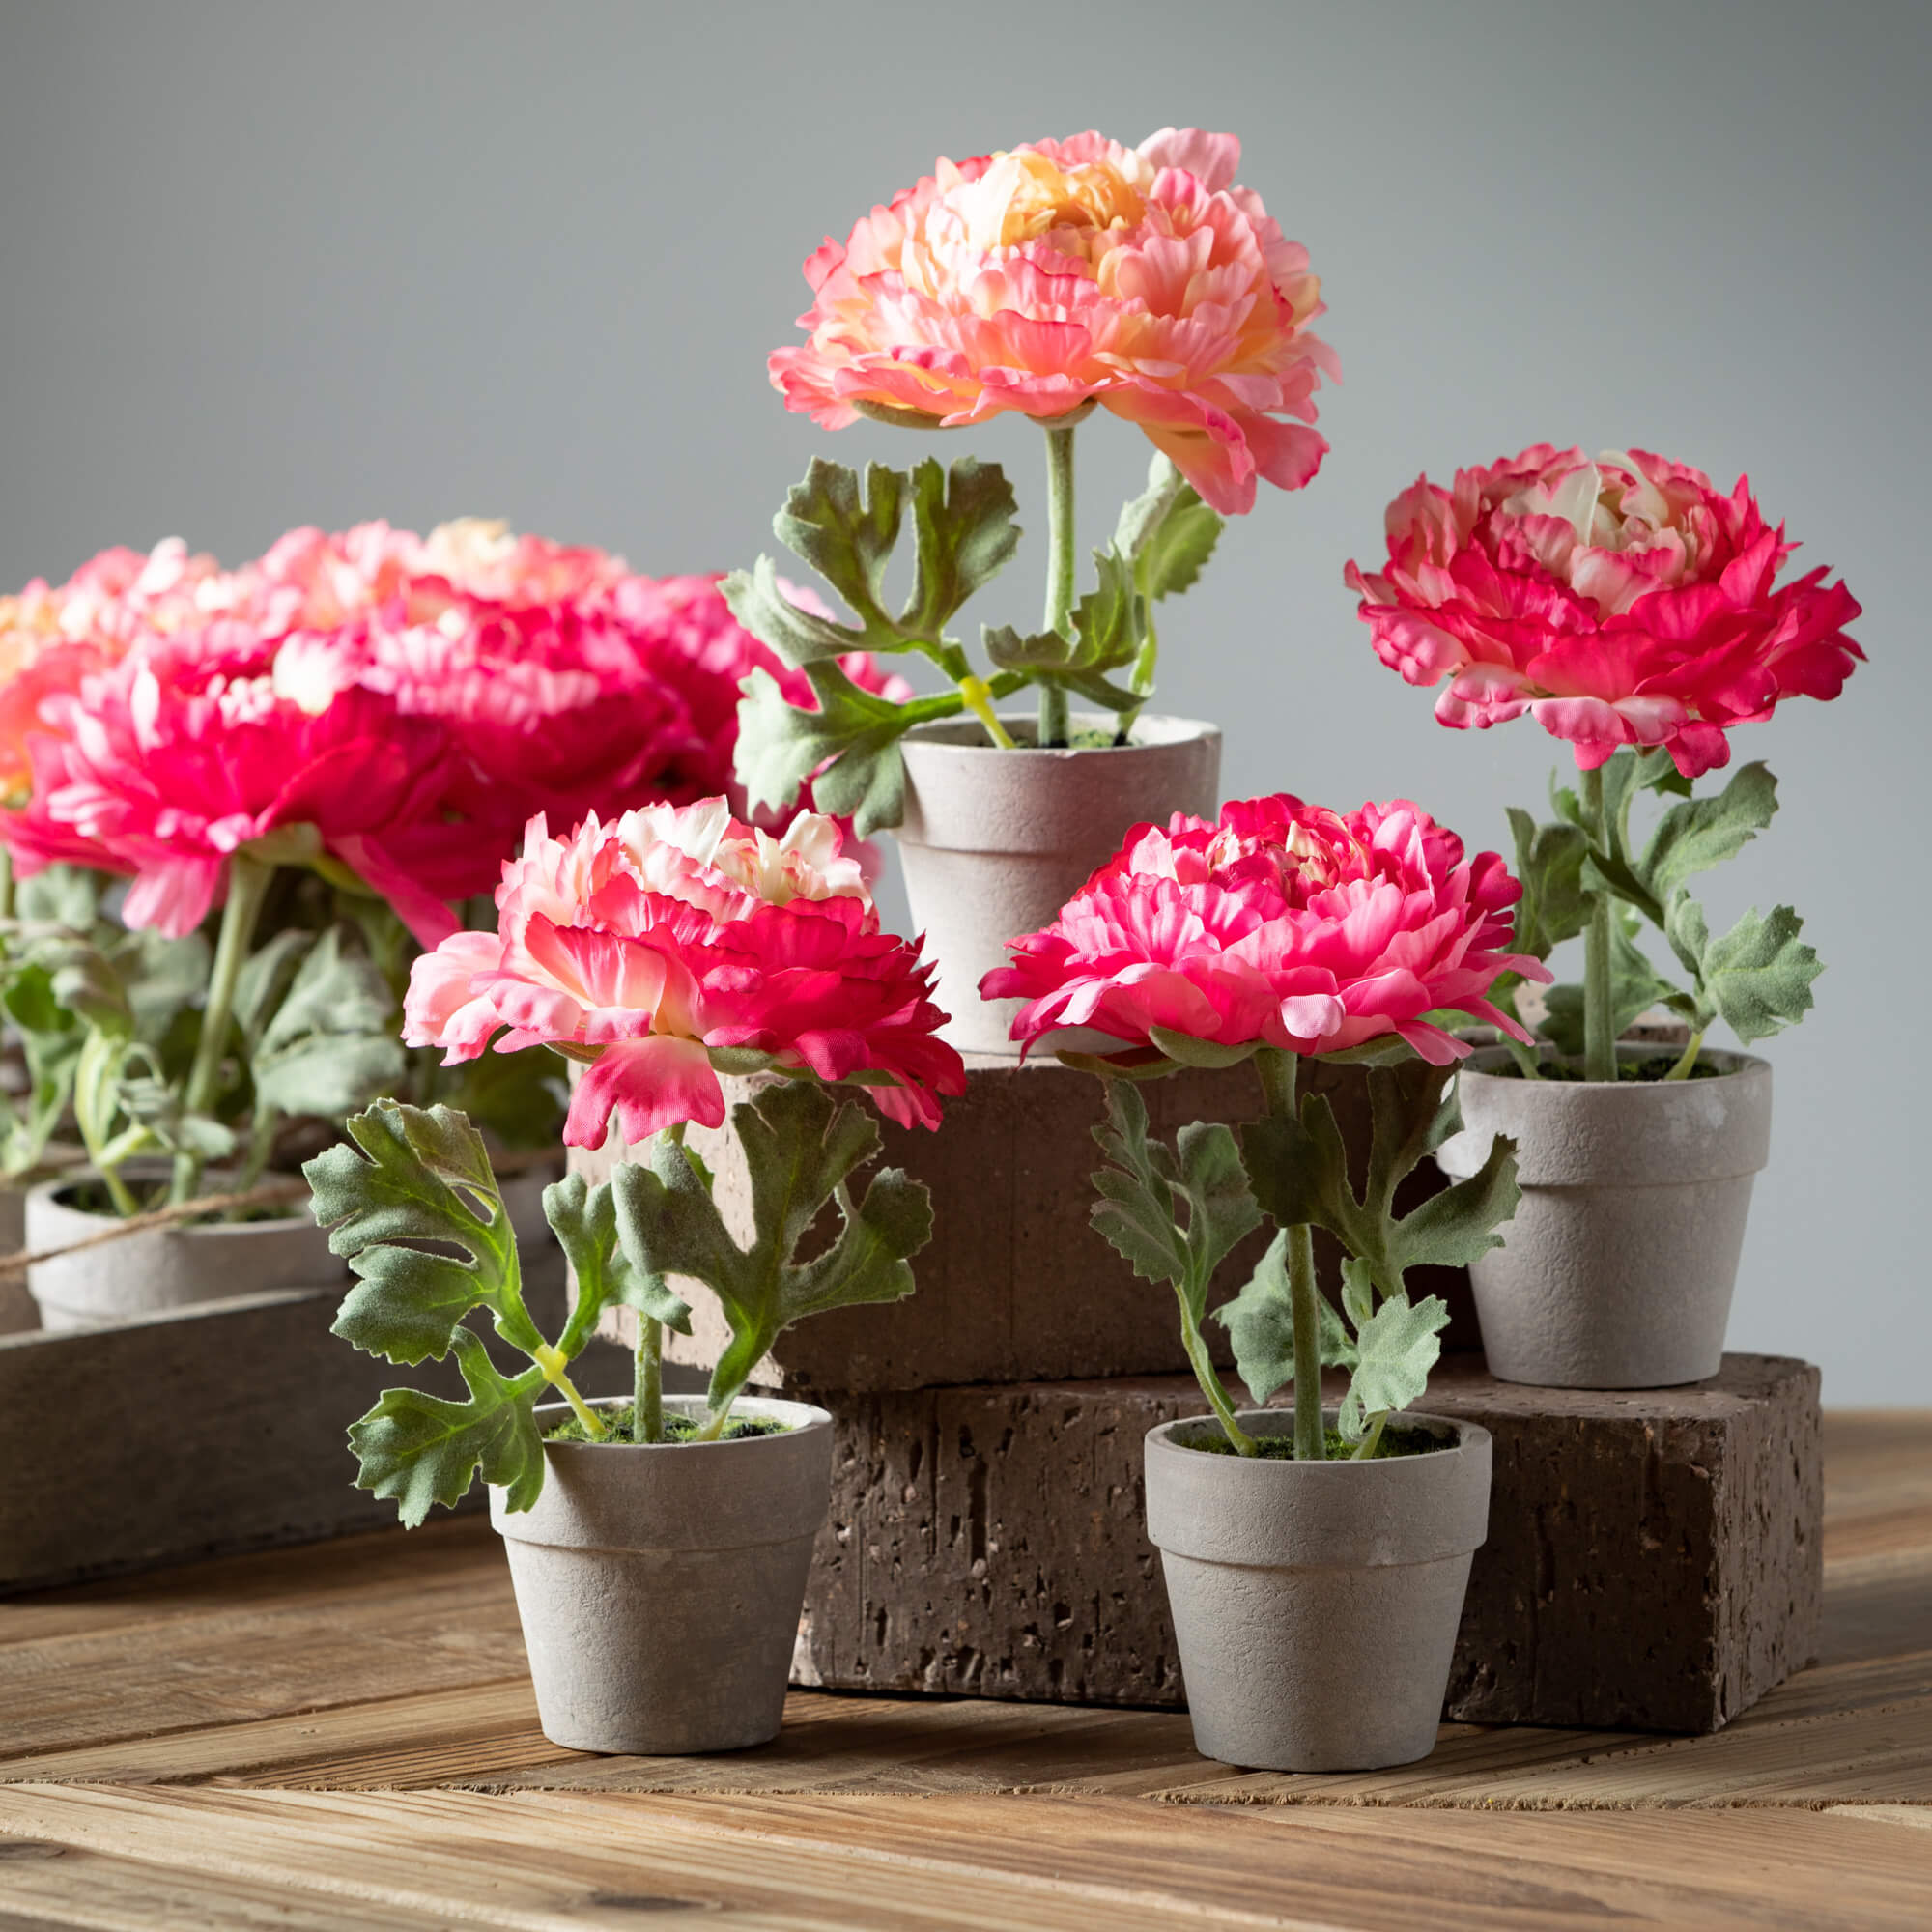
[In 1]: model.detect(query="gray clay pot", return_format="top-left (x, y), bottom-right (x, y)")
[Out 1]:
top-left (896, 712), bottom-right (1220, 1056)
top-left (491, 1394), bottom-right (834, 1755)
top-left (24, 1165), bottom-right (340, 1332)
top-left (0, 1181), bottom-right (32, 1335)
top-left (1437, 1044), bottom-right (1773, 1388)
top-left (1145, 1408), bottom-right (1492, 1772)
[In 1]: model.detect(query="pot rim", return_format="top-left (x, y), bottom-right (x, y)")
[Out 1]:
top-left (899, 709), bottom-right (1220, 756)
top-left (531, 1392), bottom-right (833, 1457)
top-left (1144, 1407), bottom-right (1492, 1568)
top-left (28, 1166), bottom-right (320, 1235)
top-left (1457, 1041), bottom-right (1770, 1086)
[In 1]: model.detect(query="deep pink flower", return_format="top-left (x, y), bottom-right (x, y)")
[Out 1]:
top-left (1345, 446), bottom-right (1863, 777)
top-left (404, 798), bottom-right (965, 1147)
top-left (6, 628), bottom-right (452, 940)
top-left (985, 795), bottom-right (1548, 1066)
top-left (771, 128), bottom-right (1336, 516)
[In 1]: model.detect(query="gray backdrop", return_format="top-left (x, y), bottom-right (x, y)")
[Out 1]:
top-left (3, 0), bottom-right (1924, 1400)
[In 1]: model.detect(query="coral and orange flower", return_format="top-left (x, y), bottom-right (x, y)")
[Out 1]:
top-left (985, 794), bottom-right (1548, 1066)
top-left (770, 128), bottom-right (1337, 516)
top-left (1345, 446), bottom-right (1863, 777)
top-left (404, 800), bottom-right (966, 1148)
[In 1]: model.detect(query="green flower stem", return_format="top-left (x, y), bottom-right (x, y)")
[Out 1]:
top-left (531, 1342), bottom-right (608, 1438)
top-left (1037, 421), bottom-right (1078, 750)
top-left (1350, 1410), bottom-right (1388, 1462)
top-left (635, 1317), bottom-right (663, 1444)
top-left (1663, 1027), bottom-right (1706, 1082)
top-left (171, 850), bottom-right (274, 1207)
top-left (0, 844), bottom-right (14, 922)
top-left (1256, 1047), bottom-right (1326, 1463)
top-left (1580, 764), bottom-right (1617, 1084)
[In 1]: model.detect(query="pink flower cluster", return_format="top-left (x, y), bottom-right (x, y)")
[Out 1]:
top-left (1345, 446), bottom-right (1863, 777)
top-left (2, 524), bottom-right (903, 940)
top-left (772, 128), bottom-right (1336, 516)
top-left (405, 799), bottom-right (966, 1147)
top-left (986, 795), bottom-right (1548, 1066)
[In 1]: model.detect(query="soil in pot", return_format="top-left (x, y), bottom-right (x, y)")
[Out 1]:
top-left (492, 1394), bottom-right (834, 1755)
top-left (1438, 1043), bottom-right (1773, 1388)
top-left (1146, 1407), bottom-right (1492, 1773)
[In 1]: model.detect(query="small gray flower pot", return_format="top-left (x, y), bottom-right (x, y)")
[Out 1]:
top-left (896, 712), bottom-right (1220, 1056)
top-left (24, 1166), bottom-right (338, 1331)
top-left (1145, 1408), bottom-right (1492, 1772)
top-left (1437, 1045), bottom-right (1773, 1388)
top-left (491, 1394), bottom-right (834, 1755)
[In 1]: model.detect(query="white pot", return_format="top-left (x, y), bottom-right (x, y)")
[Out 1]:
top-left (0, 1182), bottom-right (31, 1336)
top-left (1437, 1045), bottom-right (1773, 1388)
top-left (896, 711), bottom-right (1221, 1055)
top-left (492, 1394), bottom-right (833, 1755)
top-left (1145, 1409), bottom-right (1492, 1772)
top-left (24, 1167), bottom-right (340, 1332)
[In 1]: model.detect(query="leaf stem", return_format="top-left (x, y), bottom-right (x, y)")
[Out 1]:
top-left (1580, 765), bottom-right (1617, 1085)
top-left (532, 1341), bottom-right (608, 1439)
top-left (958, 673), bottom-right (1016, 749)
top-left (172, 851), bottom-right (275, 1207)
top-left (635, 1317), bottom-right (663, 1443)
top-left (1037, 422), bottom-right (1078, 749)
top-left (1255, 1048), bottom-right (1326, 1463)
top-left (1350, 1410), bottom-right (1388, 1461)
top-left (1179, 1291), bottom-right (1256, 1456)
top-left (1663, 1027), bottom-right (1705, 1082)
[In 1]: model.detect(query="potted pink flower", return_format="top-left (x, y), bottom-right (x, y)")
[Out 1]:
top-left (1346, 447), bottom-right (1864, 1386)
top-left (324, 797), bottom-right (965, 1755)
top-left (0, 524), bottom-right (907, 1326)
top-left (985, 794), bottom-right (1545, 1772)
top-left (727, 128), bottom-right (1337, 1051)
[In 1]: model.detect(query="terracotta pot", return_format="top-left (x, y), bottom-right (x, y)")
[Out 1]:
top-left (1437, 1045), bottom-right (1773, 1388)
top-left (24, 1165), bottom-right (340, 1332)
top-left (1145, 1408), bottom-right (1492, 1771)
top-left (492, 1393), bottom-right (834, 1755)
top-left (896, 711), bottom-right (1221, 1055)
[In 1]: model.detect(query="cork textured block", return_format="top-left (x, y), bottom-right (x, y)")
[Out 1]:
top-left (791, 1353), bottom-right (1822, 1735)
top-left (573, 1054), bottom-right (1478, 1392)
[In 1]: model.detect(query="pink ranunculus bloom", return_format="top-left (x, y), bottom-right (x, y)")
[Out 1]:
top-left (403, 798), bottom-right (966, 1148)
top-left (277, 567), bottom-right (910, 904)
top-left (1344, 446), bottom-right (1864, 778)
top-left (5, 626), bottom-right (454, 941)
top-left (770, 128), bottom-right (1337, 516)
top-left (983, 795), bottom-right (1549, 1066)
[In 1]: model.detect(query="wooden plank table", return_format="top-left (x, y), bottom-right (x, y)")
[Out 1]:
top-left (0, 1411), bottom-right (1925, 1929)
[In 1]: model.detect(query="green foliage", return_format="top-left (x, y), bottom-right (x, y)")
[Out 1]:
top-left (243, 928), bottom-right (405, 1122)
top-left (724, 448), bottom-right (1226, 828)
top-left (1214, 1229), bottom-right (1355, 1406)
top-left (1510, 751), bottom-right (1823, 1063)
top-left (1087, 1082), bottom-right (1262, 1338)
top-left (1233, 1058), bottom-right (1517, 1443)
top-left (610, 1080), bottom-right (934, 1425)
top-left (313, 1101), bottom-right (678, 1525)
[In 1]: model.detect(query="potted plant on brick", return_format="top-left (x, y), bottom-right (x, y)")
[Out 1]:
top-left (1346, 446), bottom-right (1864, 1386)
top-left (326, 795), bottom-right (964, 1755)
top-left (986, 793), bottom-right (1546, 1771)
top-left (727, 126), bottom-right (1337, 1051)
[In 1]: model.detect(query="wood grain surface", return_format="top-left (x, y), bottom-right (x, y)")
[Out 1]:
top-left (0, 1409), bottom-right (1925, 1928)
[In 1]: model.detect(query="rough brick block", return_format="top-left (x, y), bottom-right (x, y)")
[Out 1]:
top-left (573, 1054), bottom-right (1477, 1392)
top-left (791, 1353), bottom-right (1822, 1734)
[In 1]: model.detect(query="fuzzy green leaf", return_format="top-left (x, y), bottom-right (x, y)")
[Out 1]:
top-left (1339, 1293), bottom-right (1450, 1440)
top-left (1140, 493), bottom-right (1221, 602)
top-left (1504, 806), bottom-right (1590, 959)
top-left (543, 1170), bottom-right (690, 1350)
top-left (1638, 762), bottom-right (1777, 906)
top-left (309, 1101), bottom-right (536, 1365)
top-left (1385, 1125), bottom-right (1520, 1276)
top-left (1670, 895), bottom-right (1823, 1043)
top-left (346, 1329), bottom-right (544, 1528)
top-left (611, 1081), bottom-right (934, 1419)
top-left (1214, 1228), bottom-right (1356, 1405)
top-left (250, 928), bottom-right (407, 1121)
top-left (902, 456), bottom-right (1023, 639)
top-left (1146, 1026), bottom-right (1257, 1071)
